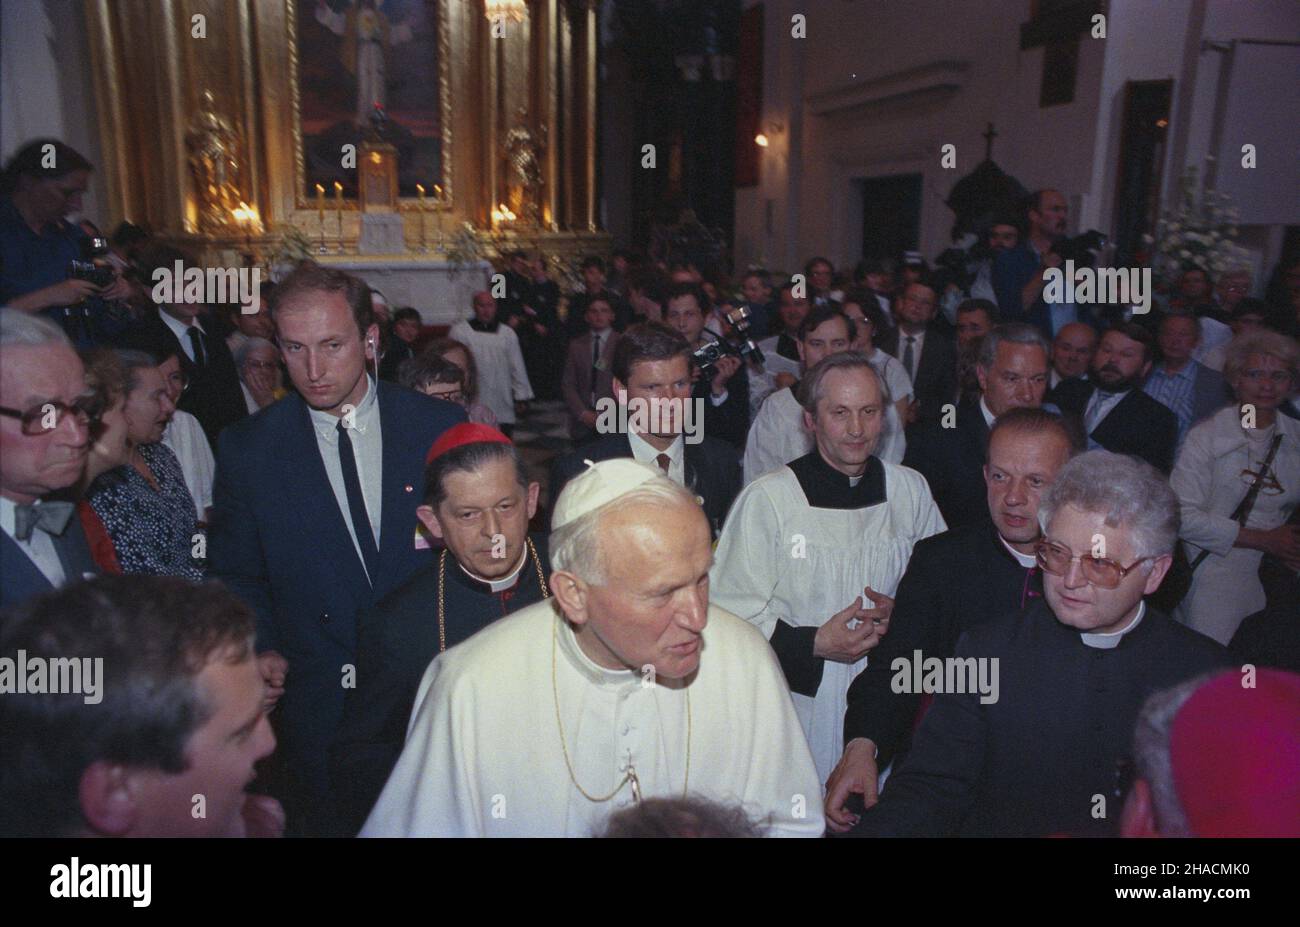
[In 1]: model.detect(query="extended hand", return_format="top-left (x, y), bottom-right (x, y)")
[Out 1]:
top-left (257, 650), bottom-right (288, 713)
top-left (825, 738), bottom-right (879, 833)
top-left (813, 592), bottom-right (885, 663)
top-left (711, 354), bottom-right (741, 396)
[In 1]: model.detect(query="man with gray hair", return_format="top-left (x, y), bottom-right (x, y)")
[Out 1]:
top-left (0, 308), bottom-right (99, 608)
top-left (713, 352), bottom-right (944, 781)
top-left (361, 458), bottom-right (822, 837)
top-left (850, 450), bottom-right (1228, 837)
top-left (903, 322), bottom-right (1052, 528)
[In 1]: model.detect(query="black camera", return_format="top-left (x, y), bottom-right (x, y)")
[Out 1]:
top-left (68, 237), bottom-right (115, 289)
top-left (693, 306), bottom-right (767, 377)
top-left (1050, 230), bottom-right (1108, 267)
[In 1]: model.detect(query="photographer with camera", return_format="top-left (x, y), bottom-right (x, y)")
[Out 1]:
top-left (0, 140), bottom-right (132, 347)
top-left (992, 189), bottom-right (1087, 339)
top-left (665, 282), bottom-right (752, 450)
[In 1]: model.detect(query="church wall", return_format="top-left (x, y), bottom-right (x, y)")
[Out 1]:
top-left (1, 0), bottom-right (107, 227)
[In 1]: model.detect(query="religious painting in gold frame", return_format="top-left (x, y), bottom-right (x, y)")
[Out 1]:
top-left (289, 0), bottom-right (452, 207)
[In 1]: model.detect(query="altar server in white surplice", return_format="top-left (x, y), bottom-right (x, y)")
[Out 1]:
top-left (361, 458), bottom-right (823, 837)
top-left (448, 292), bottom-right (534, 431)
top-left (712, 352), bottom-right (946, 781)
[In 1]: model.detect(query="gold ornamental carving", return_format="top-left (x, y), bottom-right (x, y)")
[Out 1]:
top-left (185, 89), bottom-right (248, 234)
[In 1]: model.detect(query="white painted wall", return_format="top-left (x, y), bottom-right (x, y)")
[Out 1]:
top-left (1, 0), bottom-right (106, 223)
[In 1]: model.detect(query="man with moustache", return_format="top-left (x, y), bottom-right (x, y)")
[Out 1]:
top-left (712, 353), bottom-right (944, 780)
top-left (332, 424), bottom-right (549, 833)
top-left (208, 262), bottom-right (464, 834)
top-left (825, 408), bottom-right (1080, 831)
top-left (1050, 321), bottom-right (1097, 389)
top-left (362, 458), bottom-right (822, 837)
top-left (0, 309), bottom-right (98, 608)
top-left (904, 323), bottom-right (1052, 529)
top-left (1049, 322), bottom-right (1178, 472)
top-left (849, 451), bottom-right (1228, 837)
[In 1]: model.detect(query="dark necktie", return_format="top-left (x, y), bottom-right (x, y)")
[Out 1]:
top-left (187, 326), bottom-right (207, 367)
top-left (655, 453), bottom-right (671, 474)
top-left (13, 501), bottom-right (75, 541)
top-left (591, 334), bottom-right (602, 404)
top-left (902, 335), bottom-right (916, 380)
top-left (336, 421), bottom-right (380, 585)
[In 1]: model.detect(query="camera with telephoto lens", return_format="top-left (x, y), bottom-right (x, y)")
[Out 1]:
top-left (68, 237), bottom-right (116, 289)
top-left (1050, 230), bottom-right (1108, 268)
top-left (693, 306), bottom-right (766, 376)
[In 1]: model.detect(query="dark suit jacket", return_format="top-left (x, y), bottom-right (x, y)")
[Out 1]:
top-left (330, 535), bottom-right (549, 834)
top-left (549, 432), bottom-right (741, 537)
top-left (122, 310), bottom-right (247, 446)
top-left (560, 330), bottom-right (620, 440)
top-left (378, 337), bottom-right (415, 382)
top-left (207, 382), bottom-right (465, 812)
top-left (0, 516), bottom-right (98, 610)
top-left (880, 325), bottom-right (958, 424)
top-left (902, 399), bottom-right (989, 529)
top-left (692, 354), bottom-right (751, 450)
top-left (1049, 378), bottom-right (1179, 471)
top-left (843, 521), bottom-right (1042, 767)
top-left (853, 600), bottom-right (1229, 837)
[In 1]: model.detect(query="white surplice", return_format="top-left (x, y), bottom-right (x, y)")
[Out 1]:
top-left (741, 383), bottom-right (907, 486)
top-left (361, 599), bottom-right (824, 837)
top-left (710, 460), bottom-right (946, 780)
top-left (448, 320), bottom-right (534, 425)
top-left (1172, 405), bottom-right (1300, 645)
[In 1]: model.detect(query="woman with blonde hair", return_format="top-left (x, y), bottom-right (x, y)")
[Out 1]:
top-left (1172, 329), bottom-right (1300, 644)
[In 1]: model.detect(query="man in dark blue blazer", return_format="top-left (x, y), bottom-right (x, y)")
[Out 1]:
top-left (0, 309), bottom-right (99, 609)
top-left (548, 322), bottom-right (741, 537)
top-left (208, 264), bottom-right (463, 835)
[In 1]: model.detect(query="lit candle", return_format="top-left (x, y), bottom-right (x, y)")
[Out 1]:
top-left (334, 181), bottom-right (344, 242)
top-left (315, 183), bottom-right (325, 225)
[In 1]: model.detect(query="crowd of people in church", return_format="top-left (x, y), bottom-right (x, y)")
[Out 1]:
top-left (2, 137), bottom-right (1299, 839)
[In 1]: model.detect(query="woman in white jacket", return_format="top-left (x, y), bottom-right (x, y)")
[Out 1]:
top-left (1172, 329), bottom-right (1300, 645)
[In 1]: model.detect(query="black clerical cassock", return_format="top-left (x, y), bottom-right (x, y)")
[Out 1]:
top-left (843, 520), bottom-right (1043, 769)
top-left (330, 535), bottom-right (549, 834)
top-left (851, 599), bottom-right (1228, 837)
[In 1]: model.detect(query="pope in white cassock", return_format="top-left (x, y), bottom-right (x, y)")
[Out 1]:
top-left (361, 457), bottom-right (823, 837)
top-left (712, 352), bottom-right (945, 782)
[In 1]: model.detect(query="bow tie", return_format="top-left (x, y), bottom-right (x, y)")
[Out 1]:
top-left (13, 501), bottom-right (75, 541)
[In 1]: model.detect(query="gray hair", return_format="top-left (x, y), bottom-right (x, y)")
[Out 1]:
top-left (977, 322), bottom-right (1050, 370)
top-left (1223, 329), bottom-right (1299, 388)
top-left (233, 335), bottom-right (278, 369)
top-left (550, 475), bottom-right (700, 585)
top-left (113, 349), bottom-right (163, 395)
top-left (796, 351), bottom-right (883, 415)
top-left (1130, 673), bottom-right (1220, 837)
top-left (1038, 450), bottom-right (1179, 563)
top-left (0, 308), bottom-right (71, 350)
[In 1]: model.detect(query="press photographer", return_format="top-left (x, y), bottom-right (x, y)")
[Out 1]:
top-left (0, 139), bottom-right (133, 346)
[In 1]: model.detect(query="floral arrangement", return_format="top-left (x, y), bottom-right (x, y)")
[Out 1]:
top-left (1147, 166), bottom-right (1249, 285)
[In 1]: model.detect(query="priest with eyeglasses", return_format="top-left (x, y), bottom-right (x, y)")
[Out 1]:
top-left (361, 457), bottom-right (823, 837)
top-left (849, 450), bottom-right (1230, 837)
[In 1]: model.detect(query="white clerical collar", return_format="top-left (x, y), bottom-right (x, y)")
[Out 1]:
top-left (459, 548), bottom-right (528, 593)
top-left (979, 396), bottom-right (996, 428)
top-left (998, 534), bottom-right (1038, 568)
top-left (628, 429), bottom-right (683, 466)
top-left (556, 610), bottom-right (640, 688)
top-left (309, 375), bottom-right (379, 442)
top-left (1081, 601), bottom-right (1145, 649)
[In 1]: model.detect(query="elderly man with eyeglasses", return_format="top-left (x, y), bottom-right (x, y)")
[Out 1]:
top-left (0, 308), bottom-right (100, 607)
top-left (847, 450), bottom-right (1229, 837)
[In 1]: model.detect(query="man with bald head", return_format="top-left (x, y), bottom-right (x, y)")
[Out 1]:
top-left (0, 308), bottom-right (98, 608)
top-left (1050, 322), bottom-right (1097, 389)
top-left (362, 458), bottom-right (822, 837)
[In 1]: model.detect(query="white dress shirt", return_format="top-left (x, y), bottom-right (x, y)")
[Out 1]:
top-left (0, 496), bottom-right (67, 586)
top-left (161, 409), bottom-right (215, 520)
top-left (307, 376), bottom-right (383, 580)
top-left (628, 429), bottom-right (685, 486)
top-left (160, 310), bottom-right (207, 364)
top-left (897, 327), bottom-right (927, 380)
top-left (1083, 387), bottom-right (1129, 438)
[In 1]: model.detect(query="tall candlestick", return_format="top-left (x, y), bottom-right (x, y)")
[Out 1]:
top-left (315, 183), bottom-right (327, 253)
top-left (334, 181), bottom-right (344, 250)
top-left (415, 184), bottom-right (427, 252)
